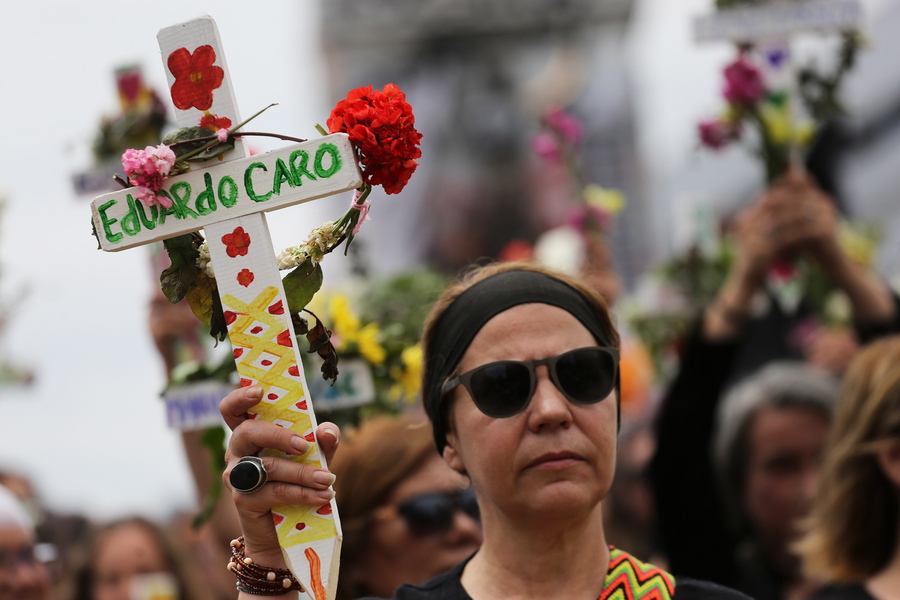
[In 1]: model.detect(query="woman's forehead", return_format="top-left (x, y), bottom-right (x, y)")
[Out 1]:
top-left (461, 304), bottom-right (597, 362)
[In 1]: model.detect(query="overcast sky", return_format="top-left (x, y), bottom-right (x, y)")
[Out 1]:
top-left (0, 0), bottom-right (895, 522)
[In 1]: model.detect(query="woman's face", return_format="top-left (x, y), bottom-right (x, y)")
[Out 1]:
top-left (357, 454), bottom-right (482, 597)
top-left (742, 406), bottom-right (830, 562)
top-left (92, 523), bottom-right (171, 600)
top-left (443, 303), bottom-right (618, 524)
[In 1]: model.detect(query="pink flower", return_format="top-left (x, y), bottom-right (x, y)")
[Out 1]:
top-left (216, 128), bottom-right (229, 142)
top-left (722, 55), bottom-right (765, 106)
top-left (531, 132), bottom-right (561, 163)
top-left (568, 205), bottom-right (612, 234)
top-left (134, 186), bottom-right (172, 209)
top-left (698, 119), bottom-right (740, 150)
top-left (350, 190), bottom-right (371, 235)
top-left (543, 107), bottom-right (583, 146)
top-left (121, 144), bottom-right (176, 208)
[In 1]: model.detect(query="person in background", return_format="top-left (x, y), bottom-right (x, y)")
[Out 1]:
top-left (61, 516), bottom-right (214, 600)
top-left (650, 167), bottom-right (899, 600)
top-left (797, 335), bottom-right (900, 600)
top-left (0, 483), bottom-right (50, 600)
top-left (331, 415), bottom-right (482, 600)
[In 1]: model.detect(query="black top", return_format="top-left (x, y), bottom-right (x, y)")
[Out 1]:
top-left (358, 554), bottom-right (754, 600)
top-left (806, 584), bottom-right (876, 600)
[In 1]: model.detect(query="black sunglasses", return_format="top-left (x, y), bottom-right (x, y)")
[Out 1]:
top-left (377, 488), bottom-right (480, 538)
top-left (442, 346), bottom-right (620, 418)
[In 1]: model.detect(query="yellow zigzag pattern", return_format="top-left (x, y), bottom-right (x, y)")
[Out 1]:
top-left (599, 548), bottom-right (675, 600)
top-left (223, 286), bottom-right (336, 548)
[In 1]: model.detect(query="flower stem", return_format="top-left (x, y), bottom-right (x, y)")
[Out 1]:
top-left (174, 103), bottom-right (280, 162)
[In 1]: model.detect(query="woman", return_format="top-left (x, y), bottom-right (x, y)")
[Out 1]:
top-left (330, 415), bottom-right (482, 599)
top-left (796, 336), bottom-right (900, 600)
top-left (62, 517), bottom-right (213, 600)
top-left (221, 262), bottom-right (749, 599)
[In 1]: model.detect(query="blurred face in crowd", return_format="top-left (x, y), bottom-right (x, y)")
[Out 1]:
top-left (0, 525), bottom-right (50, 600)
top-left (742, 406), bottom-right (830, 564)
top-left (92, 522), bottom-right (172, 600)
top-left (0, 525), bottom-right (49, 600)
top-left (356, 454), bottom-right (482, 597)
top-left (443, 303), bottom-right (618, 525)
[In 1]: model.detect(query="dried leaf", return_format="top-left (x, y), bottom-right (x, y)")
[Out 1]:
top-left (163, 126), bottom-right (234, 163)
top-left (305, 313), bottom-right (339, 384)
top-left (160, 234), bottom-right (200, 304)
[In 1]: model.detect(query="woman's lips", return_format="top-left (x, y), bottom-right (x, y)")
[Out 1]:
top-left (526, 451), bottom-right (584, 470)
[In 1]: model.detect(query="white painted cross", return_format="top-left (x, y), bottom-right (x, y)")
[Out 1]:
top-left (90, 17), bottom-right (361, 600)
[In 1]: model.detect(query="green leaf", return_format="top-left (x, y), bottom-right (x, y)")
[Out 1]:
top-left (283, 262), bottom-right (323, 314)
top-left (163, 126), bottom-right (234, 163)
top-left (160, 235), bottom-right (200, 304)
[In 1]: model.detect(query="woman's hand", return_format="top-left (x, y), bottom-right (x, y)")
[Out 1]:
top-left (220, 385), bottom-right (341, 567)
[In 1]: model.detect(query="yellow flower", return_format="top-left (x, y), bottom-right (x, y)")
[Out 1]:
top-left (391, 344), bottom-right (423, 402)
top-left (839, 222), bottom-right (878, 267)
top-left (761, 105), bottom-right (790, 144)
top-left (329, 294), bottom-right (360, 349)
top-left (582, 184), bottom-right (625, 215)
top-left (792, 122), bottom-right (816, 148)
top-left (357, 322), bottom-right (386, 365)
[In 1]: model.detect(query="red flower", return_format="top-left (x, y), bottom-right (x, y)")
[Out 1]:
top-left (698, 119), bottom-right (740, 150)
top-left (237, 269), bottom-right (255, 287)
top-left (167, 45), bottom-right (224, 111)
top-left (222, 227), bottom-right (252, 257)
top-left (199, 113), bottom-right (232, 133)
top-left (722, 55), bottom-right (765, 106)
top-left (327, 83), bottom-right (423, 195)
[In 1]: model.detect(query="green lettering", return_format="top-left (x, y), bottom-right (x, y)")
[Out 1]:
top-left (121, 195), bottom-right (141, 236)
top-left (156, 191), bottom-right (176, 225)
top-left (194, 173), bottom-right (217, 216)
top-left (272, 158), bottom-right (297, 196)
top-left (98, 199), bottom-right (122, 243)
top-left (314, 143), bottom-right (342, 179)
top-left (169, 181), bottom-right (199, 219)
top-left (134, 197), bottom-right (158, 230)
top-left (218, 176), bottom-right (238, 207)
top-left (289, 149), bottom-right (316, 183)
top-left (245, 162), bottom-right (274, 202)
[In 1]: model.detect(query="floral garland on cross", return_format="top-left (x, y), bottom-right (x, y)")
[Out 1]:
top-left (116, 83), bottom-right (422, 383)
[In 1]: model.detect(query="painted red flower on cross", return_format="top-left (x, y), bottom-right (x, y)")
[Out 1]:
top-left (167, 45), bottom-right (224, 112)
top-left (222, 227), bottom-right (251, 257)
top-left (237, 269), bottom-right (255, 287)
top-left (327, 83), bottom-right (422, 195)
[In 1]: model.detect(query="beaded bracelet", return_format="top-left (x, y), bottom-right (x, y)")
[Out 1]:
top-left (228, 537), bottom-right (306, 596)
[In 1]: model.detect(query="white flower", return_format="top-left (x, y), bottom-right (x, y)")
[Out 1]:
top-left (277, 246), bottom-right (309, 270)
top-left (196, 241), bottom-right (215, 278)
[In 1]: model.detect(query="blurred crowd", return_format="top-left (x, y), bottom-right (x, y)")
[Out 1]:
top-left (3, 167), bottom-right (900, 600)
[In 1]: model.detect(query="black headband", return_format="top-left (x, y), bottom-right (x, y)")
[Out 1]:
top-left (423, 269), bottom-right (616, 454)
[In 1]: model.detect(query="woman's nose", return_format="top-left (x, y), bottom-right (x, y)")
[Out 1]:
top-left (526, 366), bottom-right (573, 431)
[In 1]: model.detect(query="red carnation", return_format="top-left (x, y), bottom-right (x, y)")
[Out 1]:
top-left (327, 83), bottom-right (423, 195)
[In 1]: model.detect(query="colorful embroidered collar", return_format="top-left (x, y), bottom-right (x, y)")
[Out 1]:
top-left (600, 547), bottom-right (675, 600)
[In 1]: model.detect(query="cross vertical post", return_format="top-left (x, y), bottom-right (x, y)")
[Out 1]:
top-left (90, 16), bottom-right (362, 600)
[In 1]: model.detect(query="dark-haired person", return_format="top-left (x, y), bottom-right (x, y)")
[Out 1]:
top-left (219, 261), bottom-right (750, 600)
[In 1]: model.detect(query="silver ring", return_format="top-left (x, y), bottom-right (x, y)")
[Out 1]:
top-left (230, 456), bottom-right (268, 494)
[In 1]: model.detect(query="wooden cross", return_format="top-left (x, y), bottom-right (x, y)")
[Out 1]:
top-left (90, 17), bottom-right (361, 600)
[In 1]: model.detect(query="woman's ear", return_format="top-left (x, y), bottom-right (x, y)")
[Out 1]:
top-left (442, 432), bottom-right (466, 474)
top-left (875, 440), bottom-right (900, 488)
